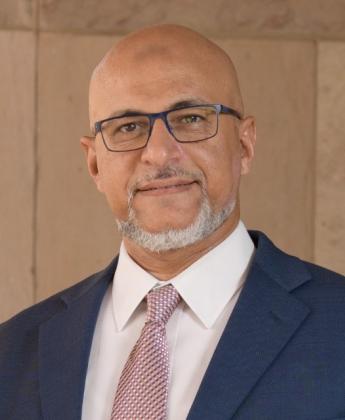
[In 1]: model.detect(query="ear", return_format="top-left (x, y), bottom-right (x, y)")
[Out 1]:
top-left (80, 136), bottom-right (104, 192)
top-left (238, 116), bottom-right (256, 175)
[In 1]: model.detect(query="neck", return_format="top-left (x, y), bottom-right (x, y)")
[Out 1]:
top-left (123, 211), bottom-right (240, 280)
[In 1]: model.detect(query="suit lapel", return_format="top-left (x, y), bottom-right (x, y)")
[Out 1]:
top-left (188, 232), bottom-right (311, 420)
top-left (38, 259), bottom-right (117, 420)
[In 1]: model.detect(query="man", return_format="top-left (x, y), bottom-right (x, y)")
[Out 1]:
top-left (1, 24), bottom-right (345, 420)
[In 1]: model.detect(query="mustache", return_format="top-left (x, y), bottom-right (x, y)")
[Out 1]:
top-left (128, 166), bottom-right (206, 200)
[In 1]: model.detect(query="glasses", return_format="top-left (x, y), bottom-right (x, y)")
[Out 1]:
top-left (94, 104), bottom-right (242, 152)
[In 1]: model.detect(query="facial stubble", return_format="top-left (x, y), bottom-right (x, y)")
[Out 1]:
top-left (116, 167), bottom-right (236, 253)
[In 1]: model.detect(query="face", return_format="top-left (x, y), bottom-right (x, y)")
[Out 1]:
top-left (82, 49), bottom-right (255, 248)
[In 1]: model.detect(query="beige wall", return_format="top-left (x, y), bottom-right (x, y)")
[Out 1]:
top-left (1, 0), bottom-right (344, 322)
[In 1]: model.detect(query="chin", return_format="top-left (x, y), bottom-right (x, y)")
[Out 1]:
top-left (116, 195), bottom-right (236, 253)
top-left (139, 218), bottom-right (196, 234)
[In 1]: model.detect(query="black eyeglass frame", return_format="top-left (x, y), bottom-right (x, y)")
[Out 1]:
top-left (94, 103), bottom-right (242, 152)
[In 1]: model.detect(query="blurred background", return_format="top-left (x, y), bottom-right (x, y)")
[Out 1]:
top-left (1, 0), bottom-right (344, 322)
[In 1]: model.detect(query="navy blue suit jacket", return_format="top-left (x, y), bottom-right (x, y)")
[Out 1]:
top-left (1, 231), bottom-right (345, 419)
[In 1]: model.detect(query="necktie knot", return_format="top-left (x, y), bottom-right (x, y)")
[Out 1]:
top-left (146, 284), bottom-right (180, 324)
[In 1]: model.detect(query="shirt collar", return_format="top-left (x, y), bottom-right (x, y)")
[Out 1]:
top-left (113, 220), bottom-right (254, 330)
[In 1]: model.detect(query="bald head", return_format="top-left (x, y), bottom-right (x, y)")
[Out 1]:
top-left (89, 24), bottom-right (243, 126)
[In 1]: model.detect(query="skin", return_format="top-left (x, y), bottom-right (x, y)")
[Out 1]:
top-left (81, 24), bottom-right (256, 280)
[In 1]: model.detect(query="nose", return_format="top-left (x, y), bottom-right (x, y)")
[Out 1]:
top-left (140, 117), bottom-right (184, 167)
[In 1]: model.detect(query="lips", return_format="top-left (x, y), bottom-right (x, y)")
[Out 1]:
top-left (135, 178), bottom-right (197, 195)
top-left (139, 179), bottom-right (194, 191)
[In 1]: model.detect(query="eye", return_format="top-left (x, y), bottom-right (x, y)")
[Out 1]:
top-left (119, 122), bottom-right (140, 133)
top-left (181, 114), bottom-right (204, 124)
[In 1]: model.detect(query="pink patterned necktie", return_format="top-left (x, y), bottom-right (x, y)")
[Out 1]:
top-left (111, 284), bottom-right (181, 420)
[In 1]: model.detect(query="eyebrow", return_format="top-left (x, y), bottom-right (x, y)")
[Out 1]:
top-left (104, 97), bottom-right (210, 119)
top-left (167, 98), bottom-right (209, 110)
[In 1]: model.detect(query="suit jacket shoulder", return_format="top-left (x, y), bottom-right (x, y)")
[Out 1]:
top-left (188, 231), bottom-right (345, 420)
top-left (0, 258), bottom-right (117, 419)
top-left (0, 258), bottom-right (117, 333)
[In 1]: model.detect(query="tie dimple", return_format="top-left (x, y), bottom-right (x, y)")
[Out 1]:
top-left (111, 285), bottom-right (180, 420)
top-left (146, 285), bottom-right (180, 324)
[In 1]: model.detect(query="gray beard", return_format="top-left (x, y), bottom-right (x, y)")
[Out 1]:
top-left (116, 192), bottom-right (236, 253)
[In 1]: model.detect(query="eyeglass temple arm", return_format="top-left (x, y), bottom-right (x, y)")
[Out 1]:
top-left (94, 121), bottom-right (102, 134)
top-left (220, 105), bottom-right (242, 120)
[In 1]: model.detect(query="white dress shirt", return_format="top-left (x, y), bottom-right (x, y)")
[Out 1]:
top-left (82, 221), bottom-right (254, 420)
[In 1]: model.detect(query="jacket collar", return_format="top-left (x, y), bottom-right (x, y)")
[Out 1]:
top-left (250, 230), bottom-right (311, 291)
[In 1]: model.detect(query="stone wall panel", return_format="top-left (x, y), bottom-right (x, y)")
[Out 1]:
top-left (316, 42), bottom-right (345, 274)
top-left (0, 0), bottom-right (35, 30)
top-left (39, 0), bottom-right (345, 39)
top-left (218, 40), bottom-right (315, 261)
top-left (36, 33), bottom-right (120, 300)
top-left (0, 31), bottom-right (35, 322)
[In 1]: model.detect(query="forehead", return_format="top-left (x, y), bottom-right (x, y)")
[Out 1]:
top-left (90, 53), bottom-right (232, 121)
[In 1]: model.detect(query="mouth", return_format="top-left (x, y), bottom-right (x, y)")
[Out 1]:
top-left (136, 179), bottom-right (198, 196)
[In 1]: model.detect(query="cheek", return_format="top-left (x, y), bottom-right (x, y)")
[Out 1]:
top-left (97, 154), bottom-right (133, 219)
top-left (200, 136), bottom-right (242, 205)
